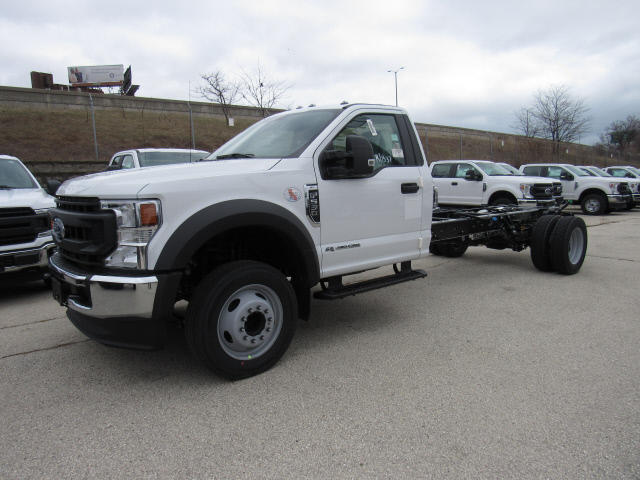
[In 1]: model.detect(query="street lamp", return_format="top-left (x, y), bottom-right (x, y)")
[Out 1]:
top-left (388, 67), bottom-right (404, 106)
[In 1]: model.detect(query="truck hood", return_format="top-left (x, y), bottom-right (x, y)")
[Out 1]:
top-left (0, 187), bottom-right (56, 210)
top-left (57, 158), bottom-right (282, 197)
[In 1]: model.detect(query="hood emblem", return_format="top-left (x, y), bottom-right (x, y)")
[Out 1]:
top-left (52, 217), bottom-right (65, 243)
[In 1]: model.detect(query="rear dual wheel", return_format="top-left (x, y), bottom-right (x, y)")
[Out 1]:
top-left (530, 215), bottom-right (587, 275)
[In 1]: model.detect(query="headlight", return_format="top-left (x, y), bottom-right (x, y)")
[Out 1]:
top-left (100, 200), bottom-right (161, 269)
top-left (609, 183), bottom-right (621, 194)
top-left (520, 184), bottom-right (533, 198)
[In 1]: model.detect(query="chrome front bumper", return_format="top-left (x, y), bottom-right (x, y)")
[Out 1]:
top-left (607, 194), bottom-right (632, 206)
top-left (49, 252), bottom-right (158, 319)
top-left (0, 241), bottom-right (55, 275)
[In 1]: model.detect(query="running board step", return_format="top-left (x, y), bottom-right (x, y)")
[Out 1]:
top-left (313, 269), bottom-right (427, 300)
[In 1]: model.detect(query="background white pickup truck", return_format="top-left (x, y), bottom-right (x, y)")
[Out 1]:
top-left (603, 166), bottom-right (640, 207)
top-left (0, 155), bottom-right (59, 285)
top-left (520, 163), bottom-right (632, 215)
top-left (430, 159), bottom-right (559, 207)
top-left (106, 148), bottom-right (210, 170)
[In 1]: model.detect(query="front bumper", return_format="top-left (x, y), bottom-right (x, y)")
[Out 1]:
top-left (633, 194), bottom-right (640, 203)
top-left (0, 241), bottom-right (55, 280)
top-left (517, 198), bottom-right (556, 207)
top-left (607, 194), bottom-right (632, 208)
top-left (49, 252), bottom-right (181, 350)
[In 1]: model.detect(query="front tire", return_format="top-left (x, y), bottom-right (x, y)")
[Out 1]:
top-left (550, 216), bottom-right (588, 275)
top-left (185, 260), bottom-right (298, 379)
top-left (581, 194), bottom-right (607, 215)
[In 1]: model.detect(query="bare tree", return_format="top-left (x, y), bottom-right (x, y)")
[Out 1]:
top-left (598, 114), bottom-right (639, 155)
top-left (511, 108), bottom-right (541, 137)
top-left (193, 70), bottom-right (241, 125)
top-left (238, 62), bottom-right (292, 117)
top-left (513, 84), bottom-right (592, 151)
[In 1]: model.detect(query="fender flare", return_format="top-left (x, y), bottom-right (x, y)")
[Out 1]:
top-left (154, 199), bottom-right (319, 287)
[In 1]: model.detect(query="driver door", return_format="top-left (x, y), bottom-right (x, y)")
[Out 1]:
top-left (314, 111), bottom-right (428, 278)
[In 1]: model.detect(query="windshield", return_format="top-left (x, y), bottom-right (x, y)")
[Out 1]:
top-left (498, 163), bottom-right (524, 175)
top-left (0, 158), bottom-right (39, 189)
top-left (578, 167), bottom-right (596, 176)
top-left (474, 161), bottom-right (512, 176)
top-left (138, 151), bottom-right (209, 167)
top-left (210, 109), bottom-right (342, 159)
top-left (564, 165), bottom-right (591, 176)
top-left (586, 166), bottom-right (611, 177)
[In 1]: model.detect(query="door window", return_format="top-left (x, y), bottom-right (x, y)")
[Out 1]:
top-left (121, 155), bottom-right (135, 169)
top-left (327, 114), bottom-right (405, 173)
top-left (455, 163), bottom-right (480, 178)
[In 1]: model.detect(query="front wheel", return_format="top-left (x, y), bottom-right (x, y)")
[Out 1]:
top-left (185, 261), bottom-right (298, 379)
top-left (550, 216), bottom-right (588, 275)
top-left (581, 194), bottom-right (607, 215)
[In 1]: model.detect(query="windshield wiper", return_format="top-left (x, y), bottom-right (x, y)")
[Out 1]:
top-left (215, 153), bottom-right (255, 159)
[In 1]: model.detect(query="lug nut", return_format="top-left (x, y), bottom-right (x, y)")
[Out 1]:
top-left (260, 335), bottom-right (265, 340)
top-left (256, 306), bottom-right (261, 311)
top-left (266, 327), bottom-right (271, 332)
top-left (240, 327), bottom-right (245, 332)
top-left (248, 308), bottom-right (253, 313)
top-left (265, 309), bottom-right (269, 314)
top-left (241, 317), bottom-right (246, 322)
top-left (243, 336), bottom-right (248, 341)
top-left (251, 339), bottom-right (256, 344)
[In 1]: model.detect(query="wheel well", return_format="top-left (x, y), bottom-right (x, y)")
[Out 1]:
top-left (579, 189), bottom-right (607, 202)
top-left (488, 191), bottom-right (517, 204)
top-left (178, 226), bottom-right (309, 302)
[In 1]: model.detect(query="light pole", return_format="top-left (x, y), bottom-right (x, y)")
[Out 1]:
top-left (388, 67), bottom-right (404, 106)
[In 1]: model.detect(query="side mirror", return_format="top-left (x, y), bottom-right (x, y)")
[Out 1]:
top-left (346, 135), bottom-right (374, 176)
top-left (626, 173), bottom-right (634, 178)
top-left (320, 135), bottom-right (374, 179)
top-left (465, 169), bottom-right (481, 181)
top-left (45, 179), bottom-right (61, 195)
top-left (560, 172), bottom-right (574, 181)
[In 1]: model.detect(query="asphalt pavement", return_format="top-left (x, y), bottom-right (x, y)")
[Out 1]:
top-left (1, 207), bottom-right (639, 479)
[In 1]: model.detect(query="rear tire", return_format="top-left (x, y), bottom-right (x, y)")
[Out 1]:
top-left (429, 243), bottom-right (443, 256)
top-left (185, 260), bottom-right (298, 379)
top-left (550, 216), bottom-right (588, 275)
top-left (581, 194), bottom-right (607, 215)
top-left (530, 215), bottom-right (560, 272)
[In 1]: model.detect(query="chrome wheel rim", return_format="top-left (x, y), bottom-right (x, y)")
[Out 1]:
top-left (568, 228), bottom-right (585, 264)
top-left (217, 284), bottom-right (283, 360)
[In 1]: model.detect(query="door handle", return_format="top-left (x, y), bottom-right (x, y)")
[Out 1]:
top-left (401, 183), bottom-right (420, 194)
top-left (451, 182), bottom-right (458, 186)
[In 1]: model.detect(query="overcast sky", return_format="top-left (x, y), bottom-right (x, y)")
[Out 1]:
top-left (2, 0), bottom-right (638, 144)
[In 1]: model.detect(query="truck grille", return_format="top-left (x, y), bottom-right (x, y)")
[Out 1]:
top-left (618, 183), bottom-right (631, 195)
top-left (0, 207), bottom-right (51, 246)
top-left (530, 184), bottom-right (555, 199)
top-left (51, 197), bottom-right (118, 266)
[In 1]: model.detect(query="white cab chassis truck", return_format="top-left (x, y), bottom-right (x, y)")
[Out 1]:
top-left (48, 105), bottom-right (588, 379)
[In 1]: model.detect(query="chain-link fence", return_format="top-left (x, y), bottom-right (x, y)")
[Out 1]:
top-left (2, 86), bottom-right (638, 185)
